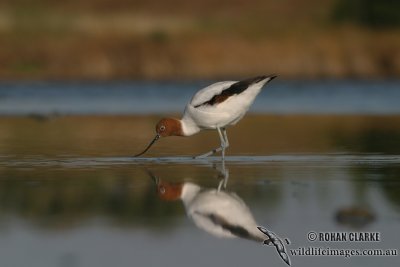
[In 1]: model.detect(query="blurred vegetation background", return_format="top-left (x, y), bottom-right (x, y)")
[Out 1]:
top-left (0, 0), bottom-right (399, 80)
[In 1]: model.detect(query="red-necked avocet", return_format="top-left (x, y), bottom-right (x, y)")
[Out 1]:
top-left (134, 75), bottom-right (277, 158)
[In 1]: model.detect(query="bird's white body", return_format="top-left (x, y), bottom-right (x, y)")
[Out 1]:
top-left (181, 77), bottom-right (273, 136)
top-left (180, 182), bottom-right (266, 241)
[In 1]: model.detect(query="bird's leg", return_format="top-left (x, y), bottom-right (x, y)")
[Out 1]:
top-left (217, 171), bottom-right (229, 191)
top-left (217, 158), bottom-right (229, 192)
top-left (222, 127), bottom-right (229, 149)
top-left (194, 127), bottom-right (226, 159)
top-left (219, 128), bottom-right (229, 160)
top-left (194, 146), bottom-right (223, 159)
top-left (218, 127), bottom-right (227, 160)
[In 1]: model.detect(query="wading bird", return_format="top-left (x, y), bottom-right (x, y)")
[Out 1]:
top-left (134, 75), bottom-right (277, 159)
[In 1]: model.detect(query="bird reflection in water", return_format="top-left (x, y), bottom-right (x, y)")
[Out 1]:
top-left (148, 162), bottom-right (291, 266)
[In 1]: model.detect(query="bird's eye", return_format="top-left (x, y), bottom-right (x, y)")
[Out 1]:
top-left (159, 186), bottom-right (166, 194)
top-left (160, 125), bottom-right (166, 131)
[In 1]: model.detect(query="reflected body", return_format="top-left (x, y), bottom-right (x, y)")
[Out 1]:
top-left (135, 75), bottom-right (277, 158)
top-left (156, 179), bottom-right (268, 242)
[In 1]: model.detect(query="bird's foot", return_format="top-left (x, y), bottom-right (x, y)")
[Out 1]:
top-left (194, 147), bottom-right (223, 159)
top-left (193, 154), bottom-right (209, 159)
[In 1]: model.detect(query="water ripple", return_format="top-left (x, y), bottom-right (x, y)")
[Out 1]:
top-left (1, 154), bottom-right (400, 168)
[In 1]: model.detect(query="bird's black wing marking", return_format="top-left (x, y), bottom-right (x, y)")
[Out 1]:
top-left (193, 75), bottom-right (269, 108)
top-left (195, 211), bottom-right (261, 240)
top-left (196, 212), bottom-right (250, 241)
top-left (206, 213), bottom-right (251, 239)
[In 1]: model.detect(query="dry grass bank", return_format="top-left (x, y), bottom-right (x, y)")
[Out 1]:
top-left (0, 0), bottom-right (399, 79)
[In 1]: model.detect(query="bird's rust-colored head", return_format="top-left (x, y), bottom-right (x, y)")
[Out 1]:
top-left (134, 118), bottom-right (183, 157)
top-left (155, 118), bottom-right (183, 137)
top-left (156, 180), bottom-right (183, 201)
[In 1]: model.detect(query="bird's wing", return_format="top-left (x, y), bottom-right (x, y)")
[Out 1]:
top-left (186, 190), bottom-right (265, 242)
top-left (195, 211), bottom-right (251, 238)
top-left (193, 211), bottom-right (265, 242)
top-left (190, 76), bottom-right (271, 108)
top-left (189, 81), bottom-right (236, 108)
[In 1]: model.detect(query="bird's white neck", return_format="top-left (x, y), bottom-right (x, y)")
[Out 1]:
top-left (181, 182), bottom-right (201, 204)
top-left (180, 116), bottom-right (201, 136)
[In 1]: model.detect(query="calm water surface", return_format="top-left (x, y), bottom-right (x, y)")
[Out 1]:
top-left (0, 80), bottom-right (399, 267)
top-left (0, 80), bottom-right (400, 114)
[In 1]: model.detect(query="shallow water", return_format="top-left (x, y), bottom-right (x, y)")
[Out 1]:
top-left (1, 81), bottom-right (400, 266)
top-left (1, 80), bottom-right (400, 114)
top-left (1, 114), bottom-right (400, 267)
top-left (1, 156), bottom-right (399, 267)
